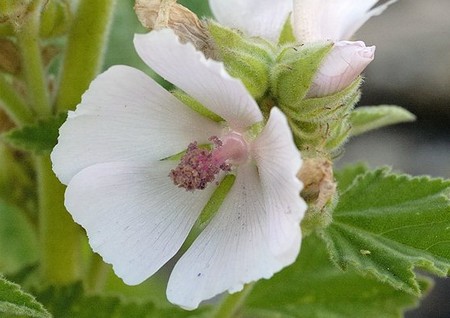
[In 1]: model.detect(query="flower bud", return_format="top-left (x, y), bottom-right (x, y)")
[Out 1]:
top-left (306, 40), bottom-right (375, 98)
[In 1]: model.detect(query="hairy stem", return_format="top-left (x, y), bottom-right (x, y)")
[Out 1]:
top-left (55, 0), bottom-right (116, 112)
top-left (37, 155), bottom-right (82, 284)
top-left (15, 0), bottom-right (51, 116)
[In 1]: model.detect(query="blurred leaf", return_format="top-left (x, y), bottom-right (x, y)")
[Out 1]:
top-left (178, 0), bottom-right (212, 17)
top-left (245, 234), bottom-right (427, 317)
top-left (0, 200), bottom-right (38, 273)
top-left (0, 276), bottom-right (50, 318)
top-left (2, 113), bottom-right (66, 155)
top-left (350, 105), bottom-right (416, 136)
top-left (321, 168), bottom-right (450, 295)
top-left (36, 282), bottom-right (211, 317)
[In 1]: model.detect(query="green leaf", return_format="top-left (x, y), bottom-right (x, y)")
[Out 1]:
top-left (321, 168), bottom-right (450, 295)
top-left (0, 200), bottom-right (38, 273)
top-left (35, 282), bottom-right (211, 318)
top-left (334, 163), bottom-right (369, 193)
top-left (2, 113), bottom-right (66, 154)
top-left (0, 276), bottom-right (50, 318)
top-left (244, 234), bottom-right (427, 318)
top-left (350, 105), bottom-right (416, 136)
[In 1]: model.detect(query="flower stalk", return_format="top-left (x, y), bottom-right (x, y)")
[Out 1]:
top-left (55, 0), bottom-right (116, 112)
top-left (37, 155), bottom-right (82, 284)
top-left (15, 0), bottom-right (51, 116)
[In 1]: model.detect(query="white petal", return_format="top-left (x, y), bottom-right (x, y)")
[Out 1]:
top-left (167, 109), bottom-right (305, 309)
top-left (293, 0), bottom-right (398, 42)
top-left (209, 0), bottom-right (292, 42)
top-left (65, 161), bottom-right (215, 285)
top-left (307, 41), bottom-right (375, 98)
top-left (134, 29), bottom-right (263, 132)
top-left (252, 107), bottom-right (306, 262)
top-left (51, 65), bottom-right (222, 184)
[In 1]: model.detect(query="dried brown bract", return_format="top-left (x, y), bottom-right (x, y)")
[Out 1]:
top-left (297, 157), bottom-right (336, 211)
top-left (134, 0), bottom-right (217, 59)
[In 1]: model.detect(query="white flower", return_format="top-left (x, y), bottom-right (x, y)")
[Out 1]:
top-left (51, 29), bottom-right (306, 309)
top-left (292, 0), bottom-right (398, 43)
top-left (209, 0), bottom-right (396, 97)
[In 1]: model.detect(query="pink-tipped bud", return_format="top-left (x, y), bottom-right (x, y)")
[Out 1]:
top-left (306, 40), bottom-right (375, 98)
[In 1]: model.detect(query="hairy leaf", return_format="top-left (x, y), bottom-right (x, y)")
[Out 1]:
top-left (245, 234), bottom-right (427, 318)
top-left (321, 168), bottom-right (450, 295)
top-left (350, 105), bottom-right (415, 136)
top-left (0, 276), bottom-right (50, 318)
top-left (2, 113), bottom-right (66, 154)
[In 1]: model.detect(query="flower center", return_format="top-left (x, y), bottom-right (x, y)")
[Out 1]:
top-left (169, 133), bottom-right (248, 191)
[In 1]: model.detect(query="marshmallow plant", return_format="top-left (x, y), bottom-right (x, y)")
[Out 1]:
top-left (0, 1), bottom-right (449, 318)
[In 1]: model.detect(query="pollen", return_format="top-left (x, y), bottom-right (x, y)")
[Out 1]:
top-left (169, 134), bottom-right (249, 191)
top-left (169, 137), bottom-right (231, 191)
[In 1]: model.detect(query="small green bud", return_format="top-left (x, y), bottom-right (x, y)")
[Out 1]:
top-left (40, 0), bottom-right (71, 38)
top-left (270, 42), bottom-right (332, 108)
top-left (208, 21), bottom-right (274, 100)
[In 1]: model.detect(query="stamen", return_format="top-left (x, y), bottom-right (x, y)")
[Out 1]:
top-left (169, 134), bottom-right (248, 191)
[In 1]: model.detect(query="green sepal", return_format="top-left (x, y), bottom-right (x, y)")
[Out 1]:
top-left (278, 15), bottom-right (296, 45)
top-left (284, 77), bottom-right (361, 123)
top-left (198, 174), bottom-right (236, 228)
top-left (270, 42), bottom-right (333, 108)
top-left (208, 21), bottom-right (274, 99)
top-left (40, 0), bottom-right (72, 38)
top-left (2, 113), bottom-right (67, 155)
top-left (0, 275), bottom-right (50, 318)
top-left (350, 105), bottom-right (416, 136)
top-left (321, 167), bottom-right (450, 296)
top-left (284, 78), bottom-right (361, 154)
top-left (172, 89), bottom-right (223, 122)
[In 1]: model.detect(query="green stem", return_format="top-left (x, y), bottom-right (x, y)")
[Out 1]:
top-left (213, 284), bottom-right (254, 318)
top-left (55, 0), bottom-right (116, 112)
top-left (37, 155), bottom-right (81, 284)
top-left (0, 75), bottom-right (34, 126)
top-left (15, 0), bottom-right (51, 116)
